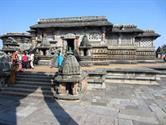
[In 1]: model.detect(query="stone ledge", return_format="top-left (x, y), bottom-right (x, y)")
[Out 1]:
top-left (105, 79), bottom-right (159, 85)
top-left (54, 94), bottom-right (81, 100)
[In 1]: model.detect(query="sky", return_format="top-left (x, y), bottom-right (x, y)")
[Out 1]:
top-left (0, 0), bottom-right (166, 49)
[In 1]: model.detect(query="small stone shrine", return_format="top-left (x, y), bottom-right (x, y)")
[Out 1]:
top-left (79, 35), bottom-right (92, 66)
top-left (54, 52), bottom-right (87, 100)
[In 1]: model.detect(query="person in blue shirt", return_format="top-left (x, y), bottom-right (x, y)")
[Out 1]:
top-left (57, 50), bottom-right (64, 69)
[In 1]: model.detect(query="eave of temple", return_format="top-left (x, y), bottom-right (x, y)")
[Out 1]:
top-left (136, 30), bottom-right (160, 39)
top-left (0, 32), bottom-right (32, 38)
top-left (112, 24), bottom-right (144, 33)
top-left (30, 16), bottom-right (113, 29)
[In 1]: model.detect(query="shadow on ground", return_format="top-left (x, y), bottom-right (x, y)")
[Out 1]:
top-left (0, 72), bottom-right (78, 125)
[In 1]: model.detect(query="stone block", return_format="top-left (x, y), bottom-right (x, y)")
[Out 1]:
top-left (119, 118), bottom-right (133, 125)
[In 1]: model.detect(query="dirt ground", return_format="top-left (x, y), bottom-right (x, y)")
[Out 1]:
top-left (25, 63), bottom-right (166, 73)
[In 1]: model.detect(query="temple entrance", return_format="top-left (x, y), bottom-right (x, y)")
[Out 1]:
top-left (66, 39), bottom-right (74, 52)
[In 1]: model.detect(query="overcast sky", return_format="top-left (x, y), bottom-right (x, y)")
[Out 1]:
top-left (0, 0), bottom-right (166, 49)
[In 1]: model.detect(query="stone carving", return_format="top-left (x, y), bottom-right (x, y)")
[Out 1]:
top-left (79, 35), bottom-right (92, 66)
top-left (41, 37), bottom-right (50, 46)
top-left (54, 53), bottom-right (87, 99)
top-left (63, 33), bottom-right (76, 39)
top-left (88, 33), bottom-right (101, 41)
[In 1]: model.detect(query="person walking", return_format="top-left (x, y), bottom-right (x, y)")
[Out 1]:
top-left (57, 51), bottom-right (64, 71)
top-left (50, 52), bottom-right (58, 68)
top-left (22, 51), bottom-right (29, 69)
top-left (30, 51), bottom-right (34, 69)
top-left (11, 51), bottom-right (18, 64)
top-left (17, 50), bottom-right (23, 71)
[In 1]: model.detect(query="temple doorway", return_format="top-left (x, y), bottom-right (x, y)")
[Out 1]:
top-left (66, 39), bottom-right (74, 52)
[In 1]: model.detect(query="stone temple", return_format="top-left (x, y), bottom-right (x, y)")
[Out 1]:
top-left (0, 16), bottom-right (160, 65)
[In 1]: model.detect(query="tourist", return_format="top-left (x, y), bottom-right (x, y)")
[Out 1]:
top-left (22, 51), bottom-right (29, 69)
top-left (8, 63), bottom-right (19, 84)
top-left (11, 51), bottom-right (18, 64)
top-left (163, 54), bottom-right (166, 62)
top-left (30, 51), bottom-right (34, 69)
top-left (50, 52), bottom-right (58, 68)
top-left (57, 51), bottom-right (64, 70)
top-left (17, 50), bottom-right (23, 71)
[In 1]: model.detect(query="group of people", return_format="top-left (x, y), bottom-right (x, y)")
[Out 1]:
top-left (50, 50), bottom-right (64, 70)
top-left (11, 50), bottom-right (64, 72)
top-left (11, 50), bottom-right (34, 71)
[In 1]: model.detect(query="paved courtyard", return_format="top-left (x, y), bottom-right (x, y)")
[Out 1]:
top-left (0, 75), bottom-right (166, 125)
top-left (26, 63), bottom-right (166, 73)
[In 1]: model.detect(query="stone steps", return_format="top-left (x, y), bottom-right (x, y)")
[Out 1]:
top-left (16, 72), bottom-right (54, 78)
top-left (0, 71), bottom-right (55, 98)
top-left (105, 68), bottom-right (160, 85)
top-left (16, 80), bottom-right (53, 85)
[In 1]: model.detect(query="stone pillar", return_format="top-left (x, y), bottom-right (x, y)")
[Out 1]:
top-left (139, 38), bottom-right (141, 47)
top-left (118, 34), bottom-right (122, 45)
top-left (87, 49), bottom-right (91, 56)
top-left (72, 83), bottom-right (78, 95)
top-left (61, 37), bottom-right (66, 55)
top-left (131, 37), bottom-right (135, 45)
top-left (102, 27), bottom-right (106, 41)
top-left (60, 83), bottom-right (66, 95)
top-left (80, 50), bottom-right (84, 56)
top-left (151, 40), bottom-right (154, 47)
top-left (75, 36), bottom-right (80, 52)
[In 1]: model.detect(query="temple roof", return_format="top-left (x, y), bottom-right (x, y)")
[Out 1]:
top-left (62, 54), bottom-right (80, 75)
top-left (30, 16), bottom-right (113, 28)
top-left (112, 24), bottom-right (143, 33)
top-left (3, 42), bottom-right (19, 46)
top-left (136, 30), bottom-right (160, 38)
top-left (80, 35), bottom-right (92, 48)
top-left (0, 33), bottom-right (32, 38)
top-left (55, 54), bottom-right (82, 82)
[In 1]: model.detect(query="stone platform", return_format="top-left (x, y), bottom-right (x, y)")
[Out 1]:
top-left (0, 77), bottom-right (166, 125)
top-left (26, 63), bottom-right (166, 73)
top-left (0, 63), bottom-right (166, 125)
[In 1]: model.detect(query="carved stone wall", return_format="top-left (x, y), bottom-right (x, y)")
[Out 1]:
top-left (108, 49), bottom-right (136, 60)
top-left (120, 35), bottom-right (133, 46)
top-left (106, 34), bottom-right (119, 45)
top-left (91, 47), bottom-right (108, 62)
top-left (33, 27), bottom-right (103, 50)
top-left (32, 27), bottom-right (158, 62)
top-left (136, 48), bottom-right (155, 60)
top-left (140, 38), bottom-right (153, 47)
top-left (135, 37), bottom-right (153, 48)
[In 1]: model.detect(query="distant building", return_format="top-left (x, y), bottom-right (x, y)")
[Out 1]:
top-left (0, 33), bottom-right (32, 54)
